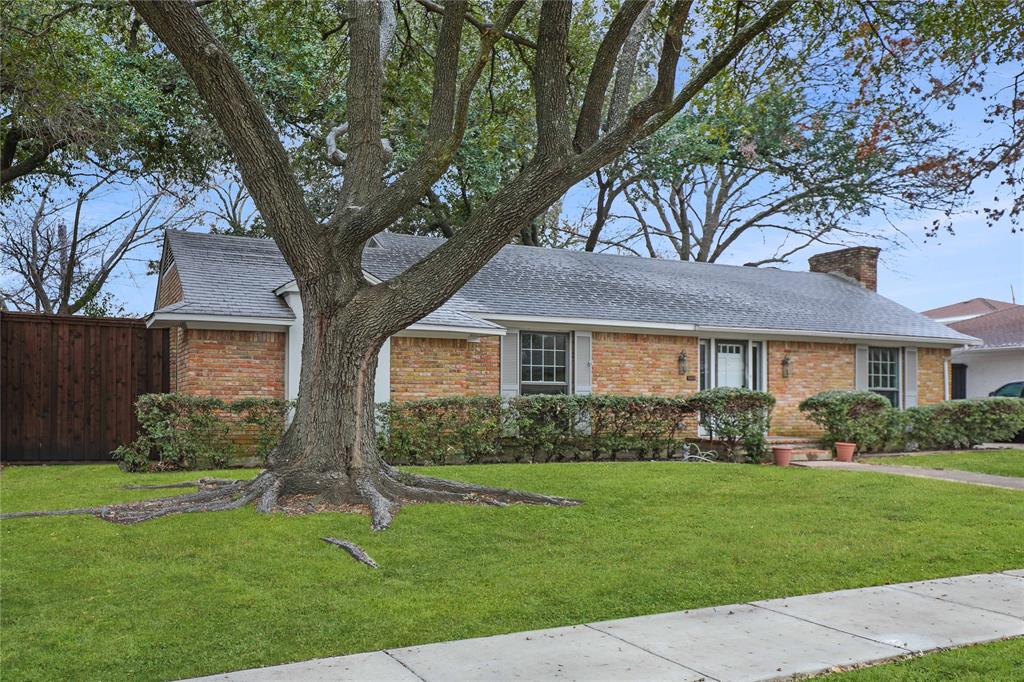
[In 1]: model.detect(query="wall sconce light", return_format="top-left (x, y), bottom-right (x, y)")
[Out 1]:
top-left (678, 350), bottom-right (689, 376)
top-left (782, 353), bottom-right (793, 378)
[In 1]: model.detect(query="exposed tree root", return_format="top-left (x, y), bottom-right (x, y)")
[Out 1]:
top-left (122, 478), bottom-right (243, 491)
top-left (1, 507), bottom-right (110, 520)
top-left (321, 537), bottom-right (379, 568)
top-left (1, 467), bottom-right (581, 534)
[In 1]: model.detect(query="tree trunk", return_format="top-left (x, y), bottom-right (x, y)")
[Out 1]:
top-left (269, 281), bottom-right (386, 510)
top-left (260, 274), bottom-right (579, 530)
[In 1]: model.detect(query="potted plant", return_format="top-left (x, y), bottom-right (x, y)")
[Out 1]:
top-left (772, 445), bottom-right (793, 467)
top-left (834, 442), bottom-right (856, 462)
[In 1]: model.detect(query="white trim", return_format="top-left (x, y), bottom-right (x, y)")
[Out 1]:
top-left (146, 312), bottom-right (291, 331)
top-left (281, 291), bottom-right (303, 419)
top-left (394, 324), bottom-right (504, 338)
top-left (274, 271), bottom-right (381, 296)
top-left (477, 314), bottom-right (974, 347)
top-left (374, 338), bottom-right (391, 404)
top-left (943, 357), bottom-right (951, 401)
top-left (952, 345), bottom-right (1024, 355)
top-left (480, 314), bottom-right (697, 333)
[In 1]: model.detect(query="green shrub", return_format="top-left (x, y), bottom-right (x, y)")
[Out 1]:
top-left (377, 394), bottom-right (696, 465)
top-left (506, 395), bottom-right (589, 461)
top-left (113, 394), bottom-right (231, 471)
top-left (114, 394), bottom-right (295, 471)
top-left (905, 398), bottom-right (1024, 450)
top-left (376, 396), bottom-right (503, 465)
top-left (800, 392), bottom-right (1024, 453)
top-left (507, 394), bottom-right (694, 461)
top-left (799, 391), bottom-right (894, 451)
top-left (230, 398), bottom-right (294, 465)
top-left (688, 387), bottom-right (775, 462)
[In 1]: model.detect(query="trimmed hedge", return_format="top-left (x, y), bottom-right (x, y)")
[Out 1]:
top-left (117, 390), bottom-right (777, 471)
top-left (378, 391), bottom-right (775, 465)
top-left (905, 399), bottom-right (1024, 450)
top-left (800, 391), bottom-right (1024, 453)
top-left (799, 390), bottom-right (895, 451)
top-left (689, 387), bottom-right (775, 462)
top-left (508, 394), bottom-right (695, 462)
top-left (113, 394), bottom-right (292, 471)
top-left (376, 396), bottom-right (503, 465)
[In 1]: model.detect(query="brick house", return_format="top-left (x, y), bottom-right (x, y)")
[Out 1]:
top-left (149, 231), bottom-right (976, 436)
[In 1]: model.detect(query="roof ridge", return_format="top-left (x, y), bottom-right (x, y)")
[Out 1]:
top-left (378, 231), bottom-right (859, 284)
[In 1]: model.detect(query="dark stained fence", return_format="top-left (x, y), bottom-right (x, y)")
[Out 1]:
top-left (1, 312), bottom-right (169, 462)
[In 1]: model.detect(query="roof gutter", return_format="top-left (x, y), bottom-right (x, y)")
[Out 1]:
top-left (476, 313), bottom-right (978, 347)
top-left (146, 312), bottom-right (292, 331)
top-left (148, 311), bottom-right (503, 338)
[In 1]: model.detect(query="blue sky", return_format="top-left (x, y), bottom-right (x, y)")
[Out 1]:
top-left (79, 53), bottom-right (1024, 319)
top-left (104, 190), bottom-right (1022, 317)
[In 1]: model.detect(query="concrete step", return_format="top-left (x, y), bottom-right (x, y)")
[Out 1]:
top-left (768, 435), bottom-right (823, 446)
top-left (788, 448), bottom-right (832, 462)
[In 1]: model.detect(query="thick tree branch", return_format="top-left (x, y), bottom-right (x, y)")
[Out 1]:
top-left (534, 1), bottom-right (573, 159)
top-left (371, 1), bottom-right (797, 332)
top-left (414, 0), bottom-right (537, 50)
top-left (131, 0), bottom-right (320, 275)
top-left (330, 1), bottom-right (525, 246)
top-left (574, 0), bottom-right (650, 151)
top-left (338, 2), bottom-right (389, 211)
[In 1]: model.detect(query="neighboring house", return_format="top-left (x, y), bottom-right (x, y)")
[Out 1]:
top-left (937, 305), bottom-right (1024, 398)
top-left (149, 232), bottom-right (974, 437)
top-left (921, 297), bottom-right (1018, 324)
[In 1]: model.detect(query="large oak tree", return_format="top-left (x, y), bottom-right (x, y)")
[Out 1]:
top-left (6, 0), bottom-right (803, 532)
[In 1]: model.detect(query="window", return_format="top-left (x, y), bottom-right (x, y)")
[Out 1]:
top-left (699, 339), bottom-right (710, 390)
top-left (868, 347), bottom-right (900, 406)
top-left (992, 381), bottom-right (1024, 398)
top-left (750, 342), bottom-right (763, 391)
top-left (520, 332), bottom-right (570, 394)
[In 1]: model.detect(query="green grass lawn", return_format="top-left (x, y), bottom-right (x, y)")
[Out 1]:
top-left (869, 448), bottom-right (1024, 478)
top-left (820, 638), bottom-right (1024, 680)
top-left (2, 462), bottom-right (1023, 682)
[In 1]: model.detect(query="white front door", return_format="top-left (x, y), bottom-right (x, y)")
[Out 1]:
top-left (716, 342), bottom-right (746, 388)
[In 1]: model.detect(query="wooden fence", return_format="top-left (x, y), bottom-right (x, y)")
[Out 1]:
top-left (1, 312), bottom-right (169, 462)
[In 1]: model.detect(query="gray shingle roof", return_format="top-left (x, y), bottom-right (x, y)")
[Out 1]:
top-left (159, 231), bottom-right (500, 331)
top-left (163, 230), bottom-right (294, 319)
top-left (156, 230), bottom-right (975, 343)
top-left (949, 305), bottom-right (1024, 349)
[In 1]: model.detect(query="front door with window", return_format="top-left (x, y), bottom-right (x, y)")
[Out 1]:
top-left (715, 342), bottom-right (747, 388)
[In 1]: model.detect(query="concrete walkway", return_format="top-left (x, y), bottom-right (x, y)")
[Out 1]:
top-left (186, 571), bottom-right (1024, 682)
top-left (793, 460), bottom-right (1024, 490)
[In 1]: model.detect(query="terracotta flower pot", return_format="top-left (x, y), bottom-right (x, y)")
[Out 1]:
top-left (772, 446), bottom-right (793, 467)
top-left (834, 442), bottom-right (856, 462)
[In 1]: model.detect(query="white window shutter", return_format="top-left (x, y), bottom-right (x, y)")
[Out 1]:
top-left (904, 347), bottom-right (918, 408)
top-left (500, 330), bottom-right (520, 398)
top-left (855, 345), bottom-right (869, 390)
top-left (574, 331), bottom-right (592, 395)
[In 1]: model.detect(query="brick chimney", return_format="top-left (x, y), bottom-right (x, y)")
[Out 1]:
top-left (808, 246), bottom-right (881, 291)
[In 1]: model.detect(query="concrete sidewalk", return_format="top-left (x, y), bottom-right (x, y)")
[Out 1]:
top-left (793, 460), bottom-right (1024, 490)
top-left (186, 571), bottom-right (1024, 682)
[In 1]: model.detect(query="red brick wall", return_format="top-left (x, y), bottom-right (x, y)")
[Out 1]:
top-left (592, 332), bottom-right (699, 397)
top-left (389, 336), bottom-right (500, 402)
top-left (808, 247), bottom-right (880, 291)
top-left (176, 329), bottom-right (286, 458)
top-left (918, 347), bottom-right (950, 405)
top-left (767, 340), bottom-right (856, 436)
top-left (155, 265), bottom-right (185, 390)
top-left (180, 329), bottom-right (286, 399)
